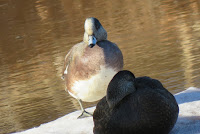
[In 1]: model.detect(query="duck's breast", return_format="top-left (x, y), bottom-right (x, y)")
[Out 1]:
top-left (65, 41), bottom-right (123, 102)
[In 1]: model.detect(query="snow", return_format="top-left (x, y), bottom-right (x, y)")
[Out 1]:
top-left (14, 87), bottom-right (200, 134)
top-left (170, 87), bottom-right (200, 134)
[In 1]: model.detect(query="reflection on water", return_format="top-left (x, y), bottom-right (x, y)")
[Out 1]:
top-left (0, 0), bottom-right (200, 133)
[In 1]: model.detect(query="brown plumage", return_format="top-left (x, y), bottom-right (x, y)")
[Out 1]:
top-left (61, 17), bottom-right (123, 118)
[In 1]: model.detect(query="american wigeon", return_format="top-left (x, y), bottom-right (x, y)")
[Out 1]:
top-left (93, 70), bottom-right (179, 134)
top-left (62, 17), bottom-right (123, 118)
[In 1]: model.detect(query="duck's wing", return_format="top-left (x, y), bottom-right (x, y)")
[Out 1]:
top-left (61, 48), bottom-right (72, 80)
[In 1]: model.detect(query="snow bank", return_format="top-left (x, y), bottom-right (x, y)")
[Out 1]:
top-left (170, 87), bottom-right (200, 134)
top-left (14, 87), bottom-right (200, 134)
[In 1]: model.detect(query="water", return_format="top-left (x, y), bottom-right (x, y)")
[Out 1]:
top-left (0, 0), bottom-right (200, 133)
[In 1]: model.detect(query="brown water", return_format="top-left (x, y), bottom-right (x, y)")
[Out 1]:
top-left (0, 0), bottom-right (200, 133)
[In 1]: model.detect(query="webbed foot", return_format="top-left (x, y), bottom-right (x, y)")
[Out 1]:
top-left (78, 110), bottom-right (93, 119)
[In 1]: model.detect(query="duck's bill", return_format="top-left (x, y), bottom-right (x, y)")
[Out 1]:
top-left (88, 35), bottom-right (97, 48)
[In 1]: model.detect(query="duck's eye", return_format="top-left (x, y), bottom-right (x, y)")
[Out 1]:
top-left (95, 24), bottom-right (100, 30)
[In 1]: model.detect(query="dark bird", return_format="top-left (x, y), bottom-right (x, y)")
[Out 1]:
top-left (93, 70), bottom-right (179, 134)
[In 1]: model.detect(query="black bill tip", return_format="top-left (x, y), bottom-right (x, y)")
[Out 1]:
top-left (88, 44), bottom-right (95, 48)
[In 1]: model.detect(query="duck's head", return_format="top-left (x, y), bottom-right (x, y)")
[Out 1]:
top-left (83, 17), bottom-right (107, 48)
top-left (106, 70), bottom-right (136, 109)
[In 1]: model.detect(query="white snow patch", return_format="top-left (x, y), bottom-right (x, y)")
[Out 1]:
top-left (14, 87), bottom-right (200, 134)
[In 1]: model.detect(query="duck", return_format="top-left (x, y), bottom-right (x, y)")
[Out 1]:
top-left (93, 70), bottom-right (179, 134)
top-left (61, 17), bottom-right (123, 118)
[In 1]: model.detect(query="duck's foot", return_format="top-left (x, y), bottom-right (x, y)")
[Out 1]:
top-left (78, 110), bottom-right (93, 119)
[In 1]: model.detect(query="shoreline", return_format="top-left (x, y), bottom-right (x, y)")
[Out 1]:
top-left (14, 87), bottom-right (200, 134)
